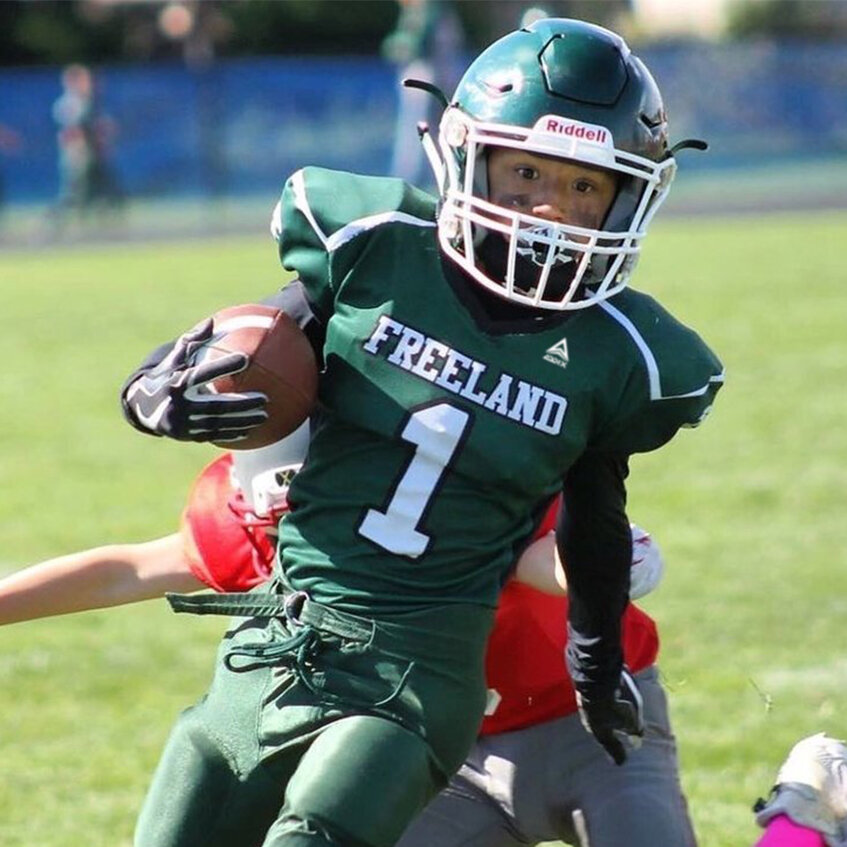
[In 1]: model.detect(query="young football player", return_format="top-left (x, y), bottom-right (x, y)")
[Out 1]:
top-left (5, 453), bottom-right (844, 847)
top-left (1, 437), bottom-right (690, 847)
top-left (121, 18), bottom-right (724, 847)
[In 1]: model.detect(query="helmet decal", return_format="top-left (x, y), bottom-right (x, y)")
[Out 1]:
top-left (533, 116), bottom-right (613, 149)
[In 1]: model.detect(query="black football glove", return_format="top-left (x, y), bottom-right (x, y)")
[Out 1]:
top-left (575, 668), bottom-right (645, 766)
top-left (123, 318), bottom-right (268, 443)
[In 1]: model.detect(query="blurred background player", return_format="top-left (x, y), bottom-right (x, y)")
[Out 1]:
top-left (382, 0), bottom-right (465, 185)
top-left (0, 121), bottom-right (22, 218)
top-left (51, 63), bottom-right (122, 228)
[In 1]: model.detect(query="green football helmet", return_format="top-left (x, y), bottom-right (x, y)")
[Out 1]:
top-left (426, 18), bottom-right (678, 311)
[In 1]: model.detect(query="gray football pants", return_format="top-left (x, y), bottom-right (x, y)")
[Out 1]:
top-left (395, 665), bottom-right (697, 847)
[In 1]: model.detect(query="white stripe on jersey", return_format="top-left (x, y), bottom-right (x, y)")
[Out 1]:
top-left (290, 168), bottom-right (436, 254)
top-left (598, 299), bottom-right (725, 401)
top-left (290, 170), bottom-right (330, 248)
top-left (326, 211), bottom-right (436, 253)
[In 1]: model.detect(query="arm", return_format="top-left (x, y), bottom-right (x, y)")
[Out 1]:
top-left (557, 451), bottom-right (643, 764)
top-left (514, 523), bottom-right (663, 599)
top-left (0, 533), bottom-right (204, 627)
top-left (513, 532), bottom-right (566, 594)
top-left (121, 283), bottom-right (325, 442)
top-left (558, 451), bottom-right (631, 690)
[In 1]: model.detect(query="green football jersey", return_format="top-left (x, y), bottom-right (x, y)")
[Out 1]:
top-left (274, 167), bottom-right (723, 614)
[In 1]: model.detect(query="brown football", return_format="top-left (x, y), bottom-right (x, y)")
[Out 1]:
top-left (195, 303), bottom-right (318, 450)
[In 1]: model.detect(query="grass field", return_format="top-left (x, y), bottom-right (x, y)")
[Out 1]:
top-left (1, 212), bottom-right (846, 846)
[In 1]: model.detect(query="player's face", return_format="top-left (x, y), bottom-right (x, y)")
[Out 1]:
top-left (487, 148), bottom-right (618, 236)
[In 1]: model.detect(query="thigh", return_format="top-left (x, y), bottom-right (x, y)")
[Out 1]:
top-left (134, 704), bottom-right (284, 847)
top-left (571, 666), bottom-right (697, 847)
top-left (262, 714), bottom-right (437, 847)
top-left (396, 766), bottom-right (523, 847)
top-left (135, 617), bottom-right (305, 847)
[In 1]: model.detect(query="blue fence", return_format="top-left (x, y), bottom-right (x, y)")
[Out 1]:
top-left (2, 42), bottom-right (846, 205)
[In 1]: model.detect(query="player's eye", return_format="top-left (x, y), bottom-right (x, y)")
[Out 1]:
top-left (573, 179), bottom-right (595, 194)
top-left (515, 166), bottom-right (539, 181)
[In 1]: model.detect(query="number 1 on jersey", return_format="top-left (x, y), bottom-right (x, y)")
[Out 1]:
top-left (359, 403), bottom-right (470, 558)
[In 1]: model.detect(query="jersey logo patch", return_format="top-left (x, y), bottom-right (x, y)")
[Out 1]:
top-left (543, 337), bottom-right (570, 370)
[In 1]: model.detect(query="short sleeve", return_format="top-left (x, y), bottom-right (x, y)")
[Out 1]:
top-left (590, 296), bottom-right (725, 454)
top-left (276, 168), bottom-right (337, 320)
top-left (275, 167), bottom-right (437, 323)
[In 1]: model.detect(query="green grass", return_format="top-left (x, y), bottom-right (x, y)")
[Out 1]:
top-left (1, 215), bottom-right (846, 846)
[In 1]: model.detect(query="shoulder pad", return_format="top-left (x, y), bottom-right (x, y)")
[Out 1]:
top-left (592, 290), bottom-right (724, 453)
top-left (279, 167), bottom-right (436, 253)
top-left (275, 168), bottom-right (437, 315)
top-left (599, 291), bottom-right (724, 403)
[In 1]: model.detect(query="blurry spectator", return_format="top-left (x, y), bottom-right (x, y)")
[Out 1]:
top-left (0, 122), bottom-right (23, 216)
top-left (158, 3), bottom-right (232, 199)
top-left (382, 0), bottom-right (465, 185)
top-left (157, 1), bottom-right (233, 71)
top-left (51, 63), bottom-right (122, 224)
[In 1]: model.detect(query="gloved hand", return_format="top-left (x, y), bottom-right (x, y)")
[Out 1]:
top-left (123, 318), bottom-right (268, 443)
top-left (575, 667), bottom-right (645, 766)
top-left (754, 732), bottom-right (847, 847)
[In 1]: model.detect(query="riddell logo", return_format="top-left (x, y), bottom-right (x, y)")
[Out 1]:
top-left (537, 116), bottom-right (611, 146)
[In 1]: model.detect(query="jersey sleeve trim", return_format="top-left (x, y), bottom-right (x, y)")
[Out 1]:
top-left (290, 168), bottom-right (437, 255)
top-left (598, 298), bottom-right (726, 401)
top-left (325, 211), bottom-right (437, 253)
top-left (290, 169), bottom-right (330, 248)
top-left (270, 200), bottom-right (283, 241)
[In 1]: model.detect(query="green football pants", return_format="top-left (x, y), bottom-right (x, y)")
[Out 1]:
top-left (134, 594), bottom-right (494, 847)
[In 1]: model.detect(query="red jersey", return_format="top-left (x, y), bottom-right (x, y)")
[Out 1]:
top-left (180, 457), bottom-right (660, 736)
top-left (481, 582), bottom-right (658, 735)
top-left (480, 499), bottom-right (659, 735)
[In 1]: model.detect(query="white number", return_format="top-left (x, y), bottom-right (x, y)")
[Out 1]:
top-left (358, 403), bottom-right (470, 557)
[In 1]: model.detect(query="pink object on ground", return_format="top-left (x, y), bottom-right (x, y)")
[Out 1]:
top-left (755, 814), bottom-right (826, 847)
